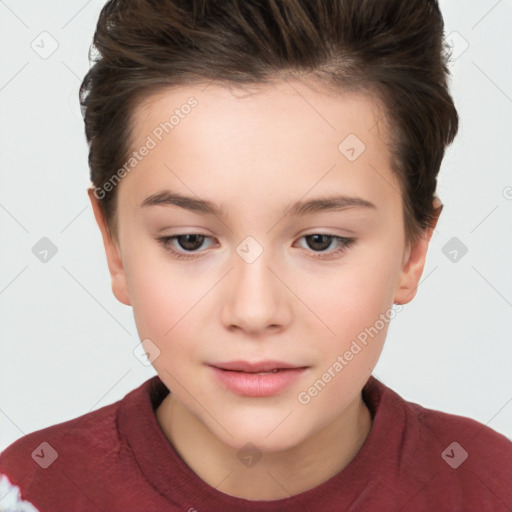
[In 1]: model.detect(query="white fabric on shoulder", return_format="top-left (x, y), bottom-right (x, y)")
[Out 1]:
top-left (0, 473), bottom-right (40, 512)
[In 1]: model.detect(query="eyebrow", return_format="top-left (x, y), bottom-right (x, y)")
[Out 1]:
top-left (140, 190), bottom-right (376, 217)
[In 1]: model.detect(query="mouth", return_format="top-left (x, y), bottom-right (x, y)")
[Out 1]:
top-left (206, 360), bottom-right (310, 397)
top-left (207, 360), bottom-right (309, 373)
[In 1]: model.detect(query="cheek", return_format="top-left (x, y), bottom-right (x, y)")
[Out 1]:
top-left (128, 266), bottom-right (204, 381)
top-left (294, 260), bottom-right (399, 416)
top-left (122, 239), bottom-right (181, 334)
top-left (301, 253), bottom-right (399, 338)
top-left (294, 243), bottom-right (403, 383)
top-left (124, 246), bottom-right (218, 367)
top-left (129, 268), bottom-right (203, 337)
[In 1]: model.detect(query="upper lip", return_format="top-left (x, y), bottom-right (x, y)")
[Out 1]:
top-left (208, 360), bottom-right (308, 373)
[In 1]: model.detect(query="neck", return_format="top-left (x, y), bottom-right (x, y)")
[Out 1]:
top-left (156, 391), bottom-right (373, 500)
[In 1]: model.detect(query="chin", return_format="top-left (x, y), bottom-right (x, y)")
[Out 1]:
top-left (214, 421), bottom-right (308, 454)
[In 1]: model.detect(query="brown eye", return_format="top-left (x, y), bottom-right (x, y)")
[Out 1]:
top-left (156, 233), bottom-right (214, 260)
top-left (172, 234), bottom-right (206, 251)
top-left (156, 232), bottom-right (355, 262)
top-left (304, 234), bottom-right (334, 251)
top-left (297, 234), bottom-right (355, 259)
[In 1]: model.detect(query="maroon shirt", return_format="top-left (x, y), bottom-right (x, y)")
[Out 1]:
top-left (1, 374), bottom-right (511, 511)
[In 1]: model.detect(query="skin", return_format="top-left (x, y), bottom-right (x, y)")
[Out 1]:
top-left (88, 78), bottom-right (440, 500)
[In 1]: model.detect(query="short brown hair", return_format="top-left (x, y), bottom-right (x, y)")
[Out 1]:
top-left (80, 0), bottom-right (459, 246)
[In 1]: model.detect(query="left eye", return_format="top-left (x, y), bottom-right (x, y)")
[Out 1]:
top-left (297, 234), bottom-right (355, 258)
top-left (156, 233), bottom-right (355, 260)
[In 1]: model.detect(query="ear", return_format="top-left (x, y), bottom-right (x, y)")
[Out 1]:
top-left (394, 197), bottom-right (443, 305)
top-left (88, 188), bottom-right (131, 306)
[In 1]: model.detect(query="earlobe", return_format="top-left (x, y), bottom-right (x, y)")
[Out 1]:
top-left (393, 235), bottom-right (429, 305)
top-left (87, 188), bottom-right (131, 306)
top-left (393, 197), bottom-right (443, 305)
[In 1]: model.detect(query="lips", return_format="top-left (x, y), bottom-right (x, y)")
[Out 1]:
top-left (208, 360), bottom-right (307, 373)
top-left (208, 361), bottom-right (309, 397)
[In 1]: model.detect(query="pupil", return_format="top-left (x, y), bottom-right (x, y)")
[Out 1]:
top-left (308, 234), bottom-right (330, 251)
top-left (180, 234), bottom-right (204, 250)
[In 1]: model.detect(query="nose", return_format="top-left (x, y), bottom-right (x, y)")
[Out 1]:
top-left (220, 242), bottom-right (291, 335)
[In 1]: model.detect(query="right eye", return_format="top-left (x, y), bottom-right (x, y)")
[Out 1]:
top-left (156, 233), bottom-right (215, 260)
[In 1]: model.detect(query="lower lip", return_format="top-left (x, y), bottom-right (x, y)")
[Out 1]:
top-left (209, 366), bottom-right (308, 397)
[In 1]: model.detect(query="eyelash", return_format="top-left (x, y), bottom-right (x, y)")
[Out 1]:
top-left (156, 233), bottom-right (356, 261)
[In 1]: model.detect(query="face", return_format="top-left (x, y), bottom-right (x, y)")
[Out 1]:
top-left (90, 79), bottom-right (434, 453)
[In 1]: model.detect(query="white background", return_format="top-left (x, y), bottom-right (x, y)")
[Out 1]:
top-left (1, 0), bottom-right (511, 451)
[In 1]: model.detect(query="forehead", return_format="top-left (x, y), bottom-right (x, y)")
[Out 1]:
top-left (134, 79), bottom-right (389, 144)
top-left (120, 79), bottom-right (400, 216)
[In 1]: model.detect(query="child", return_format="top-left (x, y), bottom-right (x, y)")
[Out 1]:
top-left (1, 0), bottom-right (511, 510)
